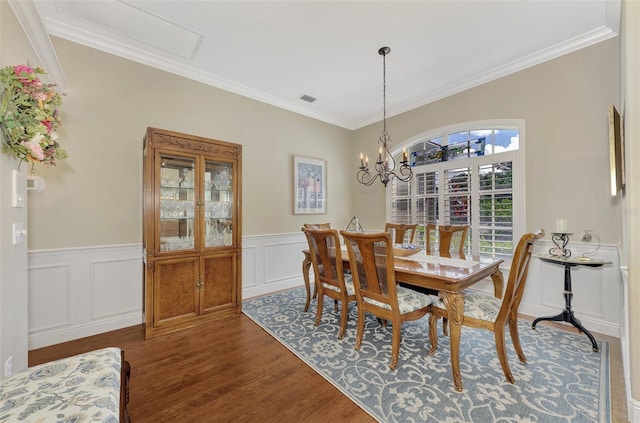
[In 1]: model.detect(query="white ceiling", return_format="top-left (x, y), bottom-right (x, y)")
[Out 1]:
top-left (31, 0), bottom-right (620, 130)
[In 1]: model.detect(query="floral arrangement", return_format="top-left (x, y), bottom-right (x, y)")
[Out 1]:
top-left (0, 64), bottom-right (66, 166)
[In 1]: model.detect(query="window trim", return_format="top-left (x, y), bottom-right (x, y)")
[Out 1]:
top-left (386, 119), bottom-right (526, 259)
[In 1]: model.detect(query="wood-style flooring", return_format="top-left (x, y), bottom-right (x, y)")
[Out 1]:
top-left (29, 312), bottom-right (628, 423)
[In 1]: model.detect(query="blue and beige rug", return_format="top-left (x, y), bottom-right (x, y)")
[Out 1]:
top-left (243, 287), bottom-right (610, 423)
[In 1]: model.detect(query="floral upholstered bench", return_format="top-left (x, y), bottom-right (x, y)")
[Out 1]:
top-left (0, 347), bottom-right (130, 422)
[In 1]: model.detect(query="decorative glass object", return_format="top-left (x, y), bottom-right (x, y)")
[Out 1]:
top-left (346, 216), bottom-right (364, 233)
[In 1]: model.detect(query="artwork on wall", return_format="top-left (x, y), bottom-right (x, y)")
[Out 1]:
top-left (609, 104), bottom-right (625, 196)
top-left (293, 155), bottom-right (326, 214)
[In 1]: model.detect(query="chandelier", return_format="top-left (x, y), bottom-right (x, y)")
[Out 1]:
top-left (357, 46), bottom-right (413, 187)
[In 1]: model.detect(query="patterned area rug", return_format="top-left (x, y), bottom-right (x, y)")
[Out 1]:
top-left (243, 287), bottom-right (610, 423)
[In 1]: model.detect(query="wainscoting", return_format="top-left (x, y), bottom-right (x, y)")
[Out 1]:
top-left (27, 234), bottom-right (624, 350)
top-left (28, 244), bottom-right (143, 350)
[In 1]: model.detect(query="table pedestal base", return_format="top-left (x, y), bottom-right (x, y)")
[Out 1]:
top-left (531, 309), bottom-right (599, 352)
top-left (531, 262), bottom-right (599, 352)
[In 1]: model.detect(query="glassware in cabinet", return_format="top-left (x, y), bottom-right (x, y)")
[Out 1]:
top-left (158, 155), bottom-right (196, 252)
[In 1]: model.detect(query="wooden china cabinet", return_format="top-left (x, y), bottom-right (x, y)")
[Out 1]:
top-left (143, 127), bottom-right (242, 339)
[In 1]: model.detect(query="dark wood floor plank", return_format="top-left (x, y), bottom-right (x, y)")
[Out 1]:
top-left (28, 312), bottom-right (626, 423)
top-left (29, 314), bottom-right (375, 423)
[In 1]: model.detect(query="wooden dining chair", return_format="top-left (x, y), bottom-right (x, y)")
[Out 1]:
top-left (425, 224), bottom-right (469, 255)
top-left (302, 227), bottom-right (356, 339)
top-left (427, 229), bottom-right (544, 384)
top-left (384, 223), bottom-right (418, 244)
top-left (340, 230), bottom-right (433, 369)
top-left (301, 223), bottom-right (332, 310)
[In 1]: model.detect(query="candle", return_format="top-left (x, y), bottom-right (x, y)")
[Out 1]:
top-left (403, 147), bottom-right (407, 162)
top-left (365, 155), bottom-right (369, 167)
top-left (360, 152), bottom-right (364, 167)
top-left (556, 218), bottom-right (568, 233)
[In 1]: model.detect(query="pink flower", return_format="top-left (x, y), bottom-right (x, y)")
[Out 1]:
top-left (14, 65), bottom-right (36, 84)
top-left (14, 64), bottom-right (34, 76)
top-left (32, 91), bottom-right (47, 101)
top-left (23, 134), bottom-right (45, 161)
top-left (41, 120), bottom-right (53, 133)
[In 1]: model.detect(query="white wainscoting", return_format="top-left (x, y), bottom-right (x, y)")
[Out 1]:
top-left (28, 234), bottom-right (624, 349)
top-left (28, 244), bottom-right (143, 350)
top-left (27, 233), bottom-right (309, 349)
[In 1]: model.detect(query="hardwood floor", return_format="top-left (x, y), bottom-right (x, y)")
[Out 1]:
top-left (29, 313), bottom-right (627, 423)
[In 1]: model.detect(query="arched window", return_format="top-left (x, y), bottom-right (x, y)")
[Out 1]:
top-left (387, 120), bottom-right (525, 258)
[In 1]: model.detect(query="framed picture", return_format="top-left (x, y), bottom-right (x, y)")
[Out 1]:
top-left (609, 104), bottom-right (625, 196)
top-left (293, 155), bottom-right (327, 214)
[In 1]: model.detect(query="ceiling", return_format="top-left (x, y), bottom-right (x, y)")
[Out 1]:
top-left (30, 0), bottom-right (620, 130)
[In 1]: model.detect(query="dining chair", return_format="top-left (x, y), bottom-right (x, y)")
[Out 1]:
top-left (301, 223), bottom-right (332, 310)
top-left (302, 227), bottom-right (356, 339)
top-left (425, 224), bottom-right (469, 255)
top-left (384, 223), bottom-right (418, 244)
top-left (340, 230), bottom-right (433, 369)
top-left (427, 229), bottom-right (544, 384)
top-left (424, 223), bottom-right (470, 335)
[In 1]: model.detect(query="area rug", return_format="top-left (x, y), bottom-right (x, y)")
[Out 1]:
top-left (242, 287), bottom-right (611, 423)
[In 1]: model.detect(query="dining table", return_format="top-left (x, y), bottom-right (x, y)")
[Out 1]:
top-left (302, 246), bottom-right (504, 392)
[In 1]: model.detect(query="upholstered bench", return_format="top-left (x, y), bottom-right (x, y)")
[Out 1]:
top-left (0, 347), bottom-right (130, 422)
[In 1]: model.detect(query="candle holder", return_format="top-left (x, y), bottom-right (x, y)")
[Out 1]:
top-left (549, 232), bottom-right (571, 257)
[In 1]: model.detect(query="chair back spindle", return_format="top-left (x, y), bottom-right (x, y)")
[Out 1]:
top-left (384, 223), bottom-right (418, 244)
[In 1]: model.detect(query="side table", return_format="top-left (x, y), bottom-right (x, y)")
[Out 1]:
top-left (532, 254), bottom-right (612, 352)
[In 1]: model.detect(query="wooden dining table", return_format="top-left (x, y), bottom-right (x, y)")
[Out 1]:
top-left (302, 247), bottom-right (504, 392)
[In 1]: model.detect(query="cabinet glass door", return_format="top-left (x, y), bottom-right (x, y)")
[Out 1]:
top-left (158, 154), bottom-right (196, 252)
top-left (204, 161), bottom-right (233, 248)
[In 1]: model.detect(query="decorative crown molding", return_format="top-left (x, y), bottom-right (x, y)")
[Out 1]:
top-left (7, 0), bottom-right (68, 92)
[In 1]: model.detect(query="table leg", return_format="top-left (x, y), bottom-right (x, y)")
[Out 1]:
top-left (490, 268), bottom-right (504, 299)
top-left (531, 264), bottom-right (599, 352)
top-left (440, 291), bottom-right (465, 392)
top-left (302, 257), bottom-right (312, 312)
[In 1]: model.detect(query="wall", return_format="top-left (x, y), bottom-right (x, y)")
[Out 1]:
top-left (26, 36), bottom-right (355, 250)
top-left (621, 0), bottom-right (640, 420)
top-left (0, 1), bottom-right (36, 374)
top-left (350, 38), bottom-right (621, 246)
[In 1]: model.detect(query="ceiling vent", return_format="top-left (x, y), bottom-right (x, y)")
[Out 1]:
top-left (300, 94), bottom-right (317, 103)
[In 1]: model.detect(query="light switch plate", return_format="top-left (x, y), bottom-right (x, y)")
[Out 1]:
top-left (12, 223), bottom-right (26, 245)
top-left (12, 170), bottom-right (25, 208)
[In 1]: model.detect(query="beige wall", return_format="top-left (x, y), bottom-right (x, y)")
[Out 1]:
top-left (622, 0), bottom-right (639, 410)
top-left (0, 0), bottom-right (38, 372)
top-left (351, 38), bottom-right (622, 245)
top-left (26, 37), bottom-right (354, 250)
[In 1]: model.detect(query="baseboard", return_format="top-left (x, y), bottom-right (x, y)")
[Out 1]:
top-left (243, 280), bottom-right (303, 299)
top-left (29, 312), bottom-right (142, 350)
top-left (630, 396), bottom-right (640, 423)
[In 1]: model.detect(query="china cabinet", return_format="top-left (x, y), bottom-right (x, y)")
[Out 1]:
top-left (143, 127), bottom-right (242, 339)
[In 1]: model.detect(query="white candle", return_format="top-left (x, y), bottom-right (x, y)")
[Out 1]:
top-left (556, 218), bottom-right (568, 233)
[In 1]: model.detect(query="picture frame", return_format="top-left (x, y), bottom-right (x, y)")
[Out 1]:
top-left (609, 104), bottom-right (625, 196)
top-left (293, 155), bottom-right (327, 214)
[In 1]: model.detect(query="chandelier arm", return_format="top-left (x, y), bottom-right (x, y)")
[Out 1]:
top-left (390, 164), bottom-right (413, 182)
top-left (357, 168), bottom-right (381, 186)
